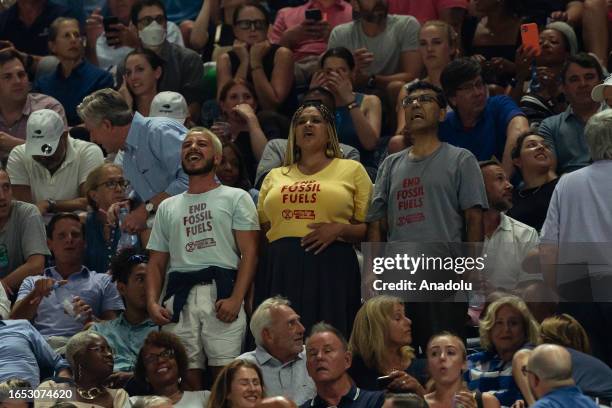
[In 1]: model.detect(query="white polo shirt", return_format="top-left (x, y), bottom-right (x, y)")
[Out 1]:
top-left (7, 136), bottom-right (104, 203)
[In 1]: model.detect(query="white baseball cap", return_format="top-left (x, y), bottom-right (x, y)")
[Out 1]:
top-left (26, 109), bottom-right (65, 157)
top-left (150, 91), bottom-right (188, 122)
top-left (591, 74), bottom-right (612, 102)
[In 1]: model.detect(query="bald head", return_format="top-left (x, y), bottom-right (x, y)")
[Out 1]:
top-left (528, 344), bottom-right (573, 382)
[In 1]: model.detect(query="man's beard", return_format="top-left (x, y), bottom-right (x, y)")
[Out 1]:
top-left (360, 1), bottom-right (388, 24)
top-left (182, 156), bottom-right (215, 175)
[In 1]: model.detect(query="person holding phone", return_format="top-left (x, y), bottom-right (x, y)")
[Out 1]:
top-left (348, 296), bottom-right (426, 395)
top-left (84, 0), bottom-right (185, 70)
top-left (268, 0), bottom-right (353, 85)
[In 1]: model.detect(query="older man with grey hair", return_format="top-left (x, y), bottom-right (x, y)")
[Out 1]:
top-left (540, 108), bottom-right (612, 367)
top-left (77, 88), bottom-right (188, 233)
top-left (237, 296), bottom-right (315, 405)
top-left (524, 344), bottom-right (598, 408)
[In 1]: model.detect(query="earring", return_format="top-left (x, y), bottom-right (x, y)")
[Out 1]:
top-left (325, 142), bottom-right (334, 158)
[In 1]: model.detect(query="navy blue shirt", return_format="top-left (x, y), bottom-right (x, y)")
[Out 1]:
top-left (84, 211), bottom-right (121, 275)
top-left (34, 60), bottom-right (113, 126)
top-left (0, 1), bottom-right (72, 56)
top-left (439, 95), bottom-right (524, 162)
top-left (301, 386), bottom-right (384, 408)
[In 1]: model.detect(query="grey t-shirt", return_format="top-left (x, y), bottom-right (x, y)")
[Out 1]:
top-left (328, 14), bottom-right (420, 76)
top-left (367, 143), bottom-right (488, 242)
top-left (0, 200), bottom-right (50, 278)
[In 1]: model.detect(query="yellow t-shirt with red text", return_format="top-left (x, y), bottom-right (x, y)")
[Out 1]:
top-left (258, 158), bottom-right (373, 242)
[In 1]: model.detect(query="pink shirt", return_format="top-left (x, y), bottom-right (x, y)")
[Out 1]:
top-left (269, 0), bottom-right (353, 62)
top-left (0, 93), bottom-right (67, 140)
top-left (388, 0), bottom-right (468, 24)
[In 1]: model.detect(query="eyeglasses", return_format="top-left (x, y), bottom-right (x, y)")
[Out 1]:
top-left (235, 19), bottom-right (267, 31)
top-left (97, 179), bottom-right (130, 189)
top-left (402, 94), bottom-right (439, 108)
top-left (138, 15), bottom-right (166, 27)
top-left (456, 79), bottom-right (485, 93)
top-left (143, 349), bottom-right (175, 365)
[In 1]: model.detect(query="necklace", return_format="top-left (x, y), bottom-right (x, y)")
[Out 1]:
top-left (77, 386), bottom-right (105, 400)
top-left (518, 185), bottom-right (543, 198)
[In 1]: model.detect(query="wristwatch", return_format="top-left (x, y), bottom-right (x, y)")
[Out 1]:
top-left (47, 199), bottom-right (57, 213)
top-left (145, 200), bottom-right (155, 215)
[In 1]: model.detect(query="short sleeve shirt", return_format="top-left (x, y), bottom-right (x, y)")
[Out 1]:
top-left (366, 143), bottom-right (488, 242)
top-left (147, 185), bottom-right (260, 272)
top-left (6, 136), bottom-right (104, 203)
top-left (16, 267), bottom-right (124, 338)
top-left (439, 95), bottom-right (525, 162)
top-left (327, 15), bottom-right (420, 76)
top-left (258, 158), bottom-right (373, 242)
top-left (0, 201), bottom-right (50, 279)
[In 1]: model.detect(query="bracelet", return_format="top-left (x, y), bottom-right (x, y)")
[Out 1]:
top-left (251, 65), bottom-right (263, 71)
top-left (347, 100), bottom-right (359, 110)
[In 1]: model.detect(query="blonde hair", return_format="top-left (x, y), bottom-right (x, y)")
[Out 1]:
top-left (540, 314), bottom-right (591, 354)
top-left (284, 104), bottom-right (342, 166)
top-left (420, 20), bottom-right (459, 57)
top-left (479, 296), bottom-right (540, 352)
top-left (83, 163), bottom-right (123, 210)
top-left (349, 296), bottom-right (414, 373)
top-left (185, 127), bottom-right (223, 156)
top-left (425, 331), bottom-right (467, 393)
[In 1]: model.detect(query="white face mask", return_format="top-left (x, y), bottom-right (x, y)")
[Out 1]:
top-left (139, 21), bottom-right (166, 47)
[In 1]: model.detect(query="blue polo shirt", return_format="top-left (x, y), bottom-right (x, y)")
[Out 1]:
top-left (532, 386), bottom-right (599, 408)
top-left (33, 60), bottom-right (113, 126)
top-left (439, 95), bottom-right (524, 162)
top-left (91, 314), bottom-right (157, 372)
top-left (121, 112), bottom-right (188, 202)
top-left (0, 320), bottom-right (70, 387)
top-left (537, 105), bottom-right (604, 174)
top-left (300, 386), bottom-right (384, 408)
top-left (16, 266), bottom-right (124, 338)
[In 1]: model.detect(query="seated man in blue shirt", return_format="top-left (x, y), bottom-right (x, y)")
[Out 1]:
top-left (238, 296), bottom-right (315, 405)
top-left (525, 344), bottom-right (599, 408)
top-left (0, 320), bottom-right (71, 387)
top-left (77, 88), bottom-right (188, 235)
top-left (91, 248), bottom-right (156, 385)
top-left (11, 213), bottom-right (124, 350)
top-left (538, 53), bottom-right (604, 174)
top-left (438, 57), bottom-right (530, 178)
top-left (301, 323), bottom-right (384, 408)
top-left (33, 17), bottom-right (113, 126)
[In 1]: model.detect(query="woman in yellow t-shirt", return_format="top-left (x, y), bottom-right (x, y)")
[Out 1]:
top-left (256, 101), bottom-right (373, 336)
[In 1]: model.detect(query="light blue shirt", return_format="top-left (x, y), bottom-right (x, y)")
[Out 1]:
top-left (0, 320), bottom-right (70, 387)
top-left (238, 346), bottom-right (316, 405)
top-left (91, 314), bottom-right (157, 372)
top-left (121, 113), bottom-right (188, 202)
top-left (17, 266), bottom-right (124, 338)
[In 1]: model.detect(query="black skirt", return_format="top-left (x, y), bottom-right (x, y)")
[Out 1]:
top-left (255, 237), bottom-right (361, 337)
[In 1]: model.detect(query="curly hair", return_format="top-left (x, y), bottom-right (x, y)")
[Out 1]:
top-left (134, 332), bottom-right (189, 389)
top-left (479, 296), bottom-right (540, 352)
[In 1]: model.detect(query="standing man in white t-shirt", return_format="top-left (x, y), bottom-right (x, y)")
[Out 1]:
top-left (146, 127), bottom-right (259, 390)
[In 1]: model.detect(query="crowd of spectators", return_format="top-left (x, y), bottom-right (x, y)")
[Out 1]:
top-left (1, 0), bottom-right (612, 407)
